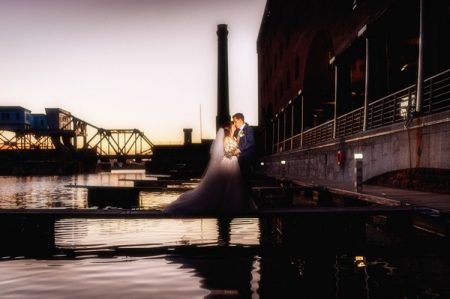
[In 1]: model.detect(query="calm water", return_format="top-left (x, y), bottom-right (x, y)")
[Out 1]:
top-left (1, 172), bottom-right (449, 298)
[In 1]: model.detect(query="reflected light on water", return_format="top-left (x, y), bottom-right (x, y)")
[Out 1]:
top-left (55, 218), bottom-right (261, 250)
top-left (0, 257), bottom-right (209, 299)
top-left (0, 171), bottom-right (157, 209)
top-left (1, 172), bottom-right (450, 298)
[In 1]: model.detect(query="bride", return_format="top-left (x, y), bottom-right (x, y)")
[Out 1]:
top-left (165, 122), bottom-right (257, 214)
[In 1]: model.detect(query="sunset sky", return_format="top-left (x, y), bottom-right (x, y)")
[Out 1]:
top-left (0, 0), bottom-right (266, 144)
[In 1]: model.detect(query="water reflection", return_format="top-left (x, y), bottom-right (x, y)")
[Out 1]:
top-left (1, 172), bottom-right (450, 298)
top-left (167, 251), bottom-right (258, 298)
top-left (2, 248), bottom-right (449, 298)
top-left (0, 256), bottom-right (209, 299)
top-left (54, 218), bottom-right (260, 250)
top-left (0, 171), bottom-right (173, 209)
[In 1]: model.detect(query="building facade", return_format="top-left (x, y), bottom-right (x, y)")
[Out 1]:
top-left (0, 106), bottom-right (31, 130)
top-left (30, 114), bottom-right (49, 130)
top-left (45, 108), bottom-right (72, 131)
top-left (257, 0), bottom-right (450, 189)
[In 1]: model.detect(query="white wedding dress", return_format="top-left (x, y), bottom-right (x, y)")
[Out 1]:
top-left (165, 128), bottom-right (257, 214)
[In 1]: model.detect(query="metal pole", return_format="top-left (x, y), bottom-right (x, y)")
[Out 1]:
top-left (416, 0), bottom-right (424, 113)
top-left (291, 104), bottom-right (294, 149)
top-left (333, 65), bottom-right (338, 138)
top-left (363, 37), bottom-right (370, 131)
top-left (199, 104), bottom-right (203, 141)
top-left (277, 117), bottom-right (280, 152)
top-left (300, 95), bottom-right (304, 147)
top-left (283, 110), bottom-right (286, 150)
top-left (272, 120), bottom-right (275, 154)
top-left (264, 127), bottom-right (267, 154)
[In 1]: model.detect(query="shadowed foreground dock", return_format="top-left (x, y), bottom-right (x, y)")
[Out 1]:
top-left (0, 205), bottom-right (426, 219)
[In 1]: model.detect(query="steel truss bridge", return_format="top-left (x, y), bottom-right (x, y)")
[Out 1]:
top-left (0, 111), bottom-right (153, 160)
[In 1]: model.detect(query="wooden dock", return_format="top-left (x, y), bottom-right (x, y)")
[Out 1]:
top-left (118, 179), bottom-right (199, 187)
top-left (66, 184), bottom-right (193, 208)
top-left (0, 205), bottom-right (425, 219)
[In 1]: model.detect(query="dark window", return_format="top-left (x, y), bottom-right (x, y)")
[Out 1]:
top-left (295, 56), bottom-right (300, 80)
top-left (16, 113), bottom-right (20, 120)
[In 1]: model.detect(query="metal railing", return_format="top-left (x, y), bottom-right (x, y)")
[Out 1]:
top-left (422, 69), bottom-right (450, 114)
top-left (367, 85), bottom-right (416, 130)
top-left (269, 68), bottom-right (450, 154)
top-left (302, 120), bottom-right (334, 146)
top-left (336, 107), bottom-right (364, 137)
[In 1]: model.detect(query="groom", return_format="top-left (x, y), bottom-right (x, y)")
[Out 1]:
top-left (232, 113), bottom-right (255, 197)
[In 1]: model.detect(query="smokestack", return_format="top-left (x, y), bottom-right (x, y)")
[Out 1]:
top-left (183, 128), bottom-right (192, 145)
top-left (216, 24), bottom-right (231, 131)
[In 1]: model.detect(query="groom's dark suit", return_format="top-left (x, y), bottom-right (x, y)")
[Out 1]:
top-left (234, 123), bottom-right (255, 198)
top-left (234, 123), bottom-right (255, 163)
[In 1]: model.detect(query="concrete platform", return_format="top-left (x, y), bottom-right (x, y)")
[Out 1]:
top-left (290, 177), bottom-right (450, 215)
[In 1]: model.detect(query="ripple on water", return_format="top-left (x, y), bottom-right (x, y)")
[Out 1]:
top-left (0, 257), bottom-right (209, 299)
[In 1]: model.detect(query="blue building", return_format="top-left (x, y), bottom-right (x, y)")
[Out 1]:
top-left (30, 114), bottom-right (49, 130)
top-left (0, 106), bottom-right (31, 131)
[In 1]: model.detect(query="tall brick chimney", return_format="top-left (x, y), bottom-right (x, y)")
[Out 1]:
top-left (183, 128), bottom-right (193, 145)
top-left (216, 24), bottom-right (231, 131)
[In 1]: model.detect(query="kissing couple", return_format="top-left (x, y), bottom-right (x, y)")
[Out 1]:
top-left (165, 113), bottom-right (257, 214)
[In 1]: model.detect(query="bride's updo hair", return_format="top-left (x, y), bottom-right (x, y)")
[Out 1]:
top-left (222, 121), bottom-right (233, 137)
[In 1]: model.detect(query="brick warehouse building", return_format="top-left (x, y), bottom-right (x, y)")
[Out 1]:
top-left (257, 0), bottom-right (450, 190)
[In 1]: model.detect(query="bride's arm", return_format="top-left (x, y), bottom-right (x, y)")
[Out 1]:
top-left (223, 136), bottom-right (230, 148)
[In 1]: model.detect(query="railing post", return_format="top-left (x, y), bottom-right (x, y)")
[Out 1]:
top-left (300, 95), bottom-right (304, 147)
top-left (277, 117), bottom-right (280, 152)
top-left (271, 120), bottom-right (275, 154)
top-left (416, 0), bottom-right (424, 113)
top-left (428, 78), bottom-right (433, 114)
top-left (363, 37), bottom-right (370, 131)
top-left (291, 103), bottom-right (294, 149)
top-left (283, 110), bottom-right (286, 151)
top-left (407, 89), bottom-right (412, 119)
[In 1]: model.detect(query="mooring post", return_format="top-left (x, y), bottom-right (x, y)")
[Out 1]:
top-left (354, 153), bottom-right (363, 192)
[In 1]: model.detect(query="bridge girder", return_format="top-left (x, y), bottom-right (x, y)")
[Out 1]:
top-left (0, 111), bottom-right (153, 159)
